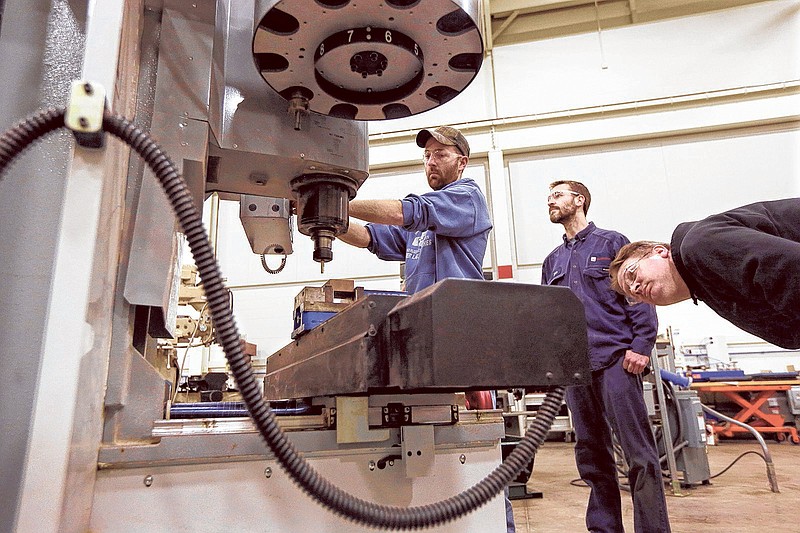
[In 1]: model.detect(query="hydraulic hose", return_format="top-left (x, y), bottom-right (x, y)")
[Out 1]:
top-left (0, 107), bottom-right (565, 530)
top-left (701, 404), bottom-right (780, 493)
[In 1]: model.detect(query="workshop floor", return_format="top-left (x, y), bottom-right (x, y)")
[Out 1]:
top-left (511, 440), bottom-right (800, 532)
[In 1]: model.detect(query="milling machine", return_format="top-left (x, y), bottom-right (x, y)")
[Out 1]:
top-left (0, 1), bottom-right (590, 531)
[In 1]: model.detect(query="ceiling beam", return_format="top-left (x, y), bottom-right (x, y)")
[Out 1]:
top-left (629, 0), bottom-right (639, 23)
top-left (488, 0), bottom-right (771, 48)
top-left (494, 10), bottom-right (521, 41)
top-left (491, 0), bottom-right (595, 17)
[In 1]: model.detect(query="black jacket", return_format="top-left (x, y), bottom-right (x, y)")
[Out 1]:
top-left (671, 198), bottom-right (800, 349)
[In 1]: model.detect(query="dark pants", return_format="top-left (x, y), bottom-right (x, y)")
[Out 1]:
top-left (505, 487), bottom-right (515, 533)
top-left (566, 356), bottom-right (671, 533)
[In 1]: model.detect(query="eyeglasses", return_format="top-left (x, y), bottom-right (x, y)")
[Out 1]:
top-left (622, 255), bottom-right (648, 305)
top-left (423, 149), bottom-right (462, 163)
top-left (622, 257), bottom-right (645, 285)
top-left (546, 190), bottom-right (581, 202)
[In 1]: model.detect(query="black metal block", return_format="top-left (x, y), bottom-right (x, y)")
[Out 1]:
top-left (386, 279), bottom-right (589, 390)
top-left (264, 294), bottom-right (406, 399)
top-left (263, 279), bottom-right (589, 399)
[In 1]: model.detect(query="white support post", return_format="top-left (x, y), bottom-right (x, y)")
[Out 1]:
top-left (15, 2), bottom-right (129, 532)
top-left (487, 147), bottom-right (515, 280)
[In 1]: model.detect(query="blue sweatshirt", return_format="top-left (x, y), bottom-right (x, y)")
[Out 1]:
top-left (541, 222), bottom-right (657, 371)
top-left (366, 178), bottom-right (492, 294)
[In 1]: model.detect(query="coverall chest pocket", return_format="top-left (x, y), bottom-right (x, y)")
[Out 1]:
top-left (583, 262), bottom-right (615, 304)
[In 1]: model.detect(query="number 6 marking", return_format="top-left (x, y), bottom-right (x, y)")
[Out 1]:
top-left (385, 30), bottom-right (392, 43)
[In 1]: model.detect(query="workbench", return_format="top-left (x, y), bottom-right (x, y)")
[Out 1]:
top-left (691, 380), bottom-right (800, 444)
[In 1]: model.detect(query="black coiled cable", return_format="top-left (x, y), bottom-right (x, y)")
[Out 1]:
top-left (0, 108), bottom-right (66, 168)
top-left (1, 107), bottom-right (566, 530)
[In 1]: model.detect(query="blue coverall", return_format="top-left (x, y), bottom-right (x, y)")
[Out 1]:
top-left (542, 222), bottom-right (671, 533)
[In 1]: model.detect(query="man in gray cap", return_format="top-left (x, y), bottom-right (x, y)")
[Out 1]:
top-left (340, 126), bottom-right (514, 531)
top-left (339, 125), bottom-right (492, 295)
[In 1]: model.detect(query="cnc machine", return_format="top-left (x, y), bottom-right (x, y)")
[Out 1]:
top-left (0, 1), bottom-right (590, 531)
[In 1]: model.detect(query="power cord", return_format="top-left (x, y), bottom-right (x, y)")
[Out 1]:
top-left (708, 450), bottom-right (768, 480)
top-left (261, 252), bottom-right (287, 274)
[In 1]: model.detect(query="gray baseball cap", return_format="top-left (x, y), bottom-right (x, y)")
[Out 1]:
top-left (416, 126), bottom-right (470, 157)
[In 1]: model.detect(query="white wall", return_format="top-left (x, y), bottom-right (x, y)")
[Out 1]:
top-left (369, 0), bottom-right (800, 135)
top-left (509, 126), bottom-right (800, 359)
top-left (201, 0), bottom-right (800, 370)
top-left (491, 1), bottom-right (800, 117)
top-left (511, 127), bottom-right (800, 271)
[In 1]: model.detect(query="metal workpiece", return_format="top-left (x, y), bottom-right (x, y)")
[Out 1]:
top-left (252, 0), bottom-right (484, 120)
top-left (291, 279), bottom-right (372, 336)
top-left (265, 292), bottom-right (408, 399)
top-left (265, 279), bottom-right (591, 399)
top-left (295, 278), bottom-right (364, 313)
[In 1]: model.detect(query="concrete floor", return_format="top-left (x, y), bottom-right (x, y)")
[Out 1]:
top-left (511, 440), bottom-right (800, 532)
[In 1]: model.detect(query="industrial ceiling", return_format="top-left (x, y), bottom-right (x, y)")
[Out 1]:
top-left (485, 0), bottom-right (772, 49)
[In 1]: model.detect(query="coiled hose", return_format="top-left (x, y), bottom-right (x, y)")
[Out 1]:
top-left (0, 107), bottom-right (566, 530)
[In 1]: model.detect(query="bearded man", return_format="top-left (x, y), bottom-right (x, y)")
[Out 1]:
top-left (338, 126), bottom-right (491, 294)
top-left (338, 126), bottom-right (517, 532)
top-left (541, 180), bottom-right (671, 533)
